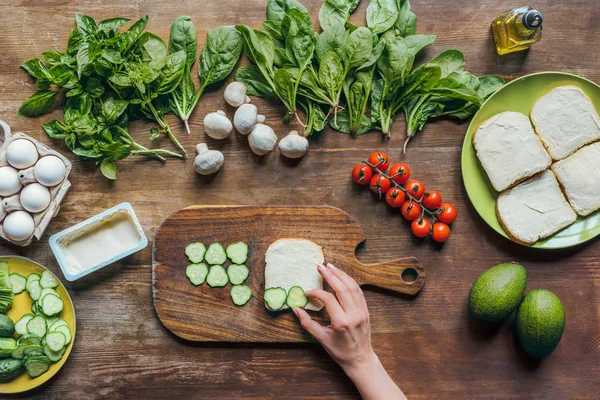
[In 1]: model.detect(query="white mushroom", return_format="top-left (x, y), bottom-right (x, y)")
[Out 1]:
top-left (278, 130), bottom-right (309, 159)
top-left (203, 111), bottom-right (233, 140)
top-left (194, 144), bottom-right (224, 175)
top-left (234, 104), bottom-right (266, 135)
top-left (248, 124), bottom-right (277, 156)
top-left (224, 82), bottom-right (251, 107)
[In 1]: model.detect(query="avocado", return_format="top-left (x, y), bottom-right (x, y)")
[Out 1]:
top-left (0, 314), bottom-right (15, 337)
top-left (516, 289), bottom-right (565, 359)
top-left (468, 262), bottom-right (527, 322)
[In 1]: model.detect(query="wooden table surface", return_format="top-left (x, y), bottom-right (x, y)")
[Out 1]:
top-left (1, 0), bottom-right (599, 399)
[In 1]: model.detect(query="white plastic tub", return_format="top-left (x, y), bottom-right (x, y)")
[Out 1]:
top-left (49, 203), bottom-right (147, 281)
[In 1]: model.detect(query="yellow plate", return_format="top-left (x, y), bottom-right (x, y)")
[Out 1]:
top-left (0, 256), bottom-right (75, 394)
top-left (462, 72), bottom-right (600, 249)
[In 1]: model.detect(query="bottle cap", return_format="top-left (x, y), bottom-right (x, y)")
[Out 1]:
top-left (523, 10), bottom-right (543, 29)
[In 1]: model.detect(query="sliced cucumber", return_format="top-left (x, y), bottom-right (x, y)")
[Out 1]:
top-left (49, 319), bottom-right (68, 332)
top-left (230, 285), bottom-right (252, 306)
top-left (26, 273), bottom-right (41, 284)
top-left (206, 265), bottom-right (228, 288)
top-left (26, 316), bottom-right (46, 338)
top-left (9, 273), bottom-right (27, 294)
top-left (26, 279), bottom-right (42, 301)
top-left (45, 316), bottom-right (59, 330)
top-left (15, 314), bottom-right (34, 335)
top-left (23, 344), bottom-right (44, 357)
top-left (185, 242), bottom-right (206, 263)
top-left (40, 288), bottom-right (59, 300)
top-left (41, 293), bottom-right (64, 317)
top-left (226, 242), bottom-right (248, 264)
top-left (54, 325), bottom-right (71, 345)
top-left (227, 264), bottom-right (249, 285)
top-left (185, 264), bottom-right (208, 286)
top-left (264, 287), bottom-right (287, 311)
top-left (45, 331), bottom-right (66, 352)
top-left (205, 243), bottom-right (226, 265)
top-left (25, 356), bottom-right (50, 378)
top-left (286, 286), bottom-right (309, 308)
top-left (11, 344), bottom-right (28, 359)
top-left (44, 344), bottom-right (66, 362)
top-left (18, 335), bottom-right (42, 346)
top-left (40, 270), bottom-right (58, 289)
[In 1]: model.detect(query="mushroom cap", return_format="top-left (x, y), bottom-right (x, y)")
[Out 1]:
top-left (248, 124), bottom-right (277, 156)
top-left (194, 148), bottom-right (224, 175)
top-left (234, 103), bottom-right (259, 135)
top-left (203, 111), bottom-right (233, 139)
top-left (224, 82), bottom-right (248, 107)
top-left (278, 132), bottom-right (309, 159)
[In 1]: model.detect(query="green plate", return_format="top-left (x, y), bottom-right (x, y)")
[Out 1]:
top-left (462, 72), bottom-right (600, 249)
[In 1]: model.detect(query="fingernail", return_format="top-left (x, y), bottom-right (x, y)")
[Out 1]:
top-left (317, 264), bottom-right (326, 272)
top-left (326, 263), bottom-right (337, 270)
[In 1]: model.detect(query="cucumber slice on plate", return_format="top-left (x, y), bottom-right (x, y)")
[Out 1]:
top-left (25, 355), bottom-right (51, 378)
top-left (9, 273), bottom-right (26, 294)
top-left (26, 279), bottom-right (42, 301)
top-left (45, 331), bottom-right (66, 351)
top-left (185, 242), bottom-right (206, 263)
top-left (18, 335), bottom-right (42, 346)
top-left (26, 315), bottom-right (47, 338)
top-left (49, 319), bottom-right (68, 332)
top-left (45, 316), bottom-right (59, 330)
top-left (54, 325), bottom-right (71, 344)
top-left (205, 243), bottom-right (227, 265)
top-left (23, 344), bottom-right (44, 357)
top-left (186, 264), bottom-right (208, 286)
top-left (40, 270), bottom-right (58, 289)
top-left (39, 288), bottom-right (59, 300)
top-left (41, 293), bottom-right (64, 316)
top-left (227, 264), bottom-right (249, 285)
top-left (15, 314), bottom-right (34, 335)
top-left (264, 287), bottom-right (287, 311)
top-left (286, 286), bottom-right (309, 308)
top-left (26, 273), bottom-right (41, 284)
top-left (226, 242), bottom-right (248, 264)
top-left (44, 344), bottom-right (66, 362)
top-left (230, 285), bottom-right (252, 306)
top-left (206, 265), bottom-right (228, 288)
top-left (11, 344), bottom-right (28, 359)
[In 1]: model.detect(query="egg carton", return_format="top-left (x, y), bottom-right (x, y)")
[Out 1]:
top-left (0, 121), bottom-right (72, 246)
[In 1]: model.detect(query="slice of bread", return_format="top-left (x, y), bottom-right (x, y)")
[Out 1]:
top-left (497, 170), bottom-right (577, 245)
top-left (551, 142), bottom-right (600, 216)
top-left (473, 111), bottom-right (551, 192)
top-left (530, 85), bottom-right (600, 160)
top-left (264, 239), bottom-right (324, 311)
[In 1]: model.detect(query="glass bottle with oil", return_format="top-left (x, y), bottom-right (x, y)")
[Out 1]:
top-left (492, 7), bottom-right (543, 55)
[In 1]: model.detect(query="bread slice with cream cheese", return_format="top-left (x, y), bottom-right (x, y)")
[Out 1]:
top-left (530, 86), bottom-right (600, 160)
top-left (551, 142), bottom-right (600, 216)
top-left (473, 111), bottom-right (551, 192)
top-left (264, 239), bottom-right (324, 311)
top-left (497, 170), bottom-right (577, 245)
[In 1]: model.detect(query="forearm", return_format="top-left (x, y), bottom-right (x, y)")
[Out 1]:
top-left (344, 353), bottom-right (407, 400)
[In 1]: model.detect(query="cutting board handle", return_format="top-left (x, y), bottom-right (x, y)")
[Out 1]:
top-left (352, 257), bottom-right (425, 296)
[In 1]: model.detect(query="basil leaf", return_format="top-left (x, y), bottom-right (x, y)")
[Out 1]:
top-left (169, 16), bottom-right (197, 68)
top-left (21, 58), bottom-right (52, 81)
top-left (158, 51), bottom-right (186, 94)
top-left (118, 15), bottom-right (149, 53)
top-left (75, 14), bottom-right (98, 37)
top-left (102, 98), bottom-right (129, 124)
top-left (100, 159), bottom-right (117, 180)
top-left (367, 0), bottom-right (399, 35)
top-left (199, 26), bottom-right (243, 88)
top-left (42, 51), bottom-right (63, 67)
top-left (98, 17), bottom-right (131, 34)
top-left (43, 120), bottom-right (67, 139)
top-left (18, 90), bottom-right (58, 117)
top-left (266, 0), bottom-right (307, 23)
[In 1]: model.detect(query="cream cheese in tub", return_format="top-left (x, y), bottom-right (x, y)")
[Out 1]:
top-left (50, 203), bottom-right (147, 281)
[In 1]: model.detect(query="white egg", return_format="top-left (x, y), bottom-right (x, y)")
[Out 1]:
top-left (34, 156), bottom-right (67, 187)
top-left (20, 183), bottom-right (51, 213)
top-left (0, 166), bottom-right (22, 196)
top-left (3, 211), bottom-right (35, 241)
top-left (6, 139), bottom-right (39, 169)
top-left (0, 205), bottom-right (6, 223)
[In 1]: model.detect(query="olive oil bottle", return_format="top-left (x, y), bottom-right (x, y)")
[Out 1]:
top-left (492, 7), bottom-right (543, 55)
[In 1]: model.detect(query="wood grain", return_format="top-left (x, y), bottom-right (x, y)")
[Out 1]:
top-left (153, 205), bottom-right (424, 342)
top-left (0, 0), bottom-right (599, 399)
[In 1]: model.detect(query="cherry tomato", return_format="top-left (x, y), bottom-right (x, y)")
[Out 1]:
top-left (422, 190), bottom-right (443, 210)
top-left (411, 218), bottom-right (431, 238)
top-left (385, 187), bottom-right (405, 208)
top-left (404, 180), bottom-right (425, 200)
top-left (351, 163), bottom-right (373, 185)
top-left (369, 174), bottom-right (391, 196)
top-left (388, 163), bottom-right (411, 185)
top-left (401, 201), bottom-right (421, 221)
top-left (432, 222), bottom-right (451, 242)
top-left (367, 152), bottom-right (390, 173)
top-left (438, 203), bottom-right (458, 224)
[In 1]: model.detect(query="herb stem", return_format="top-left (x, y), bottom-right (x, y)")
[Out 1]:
top-left (146, 102), bottom-right (188, 158)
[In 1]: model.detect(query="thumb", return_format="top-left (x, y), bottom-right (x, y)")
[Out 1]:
top-left (293, 308), bottom-right (327, 342)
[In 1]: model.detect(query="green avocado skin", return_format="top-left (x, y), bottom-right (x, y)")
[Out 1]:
top-left (468, 263), bottom-right (527, 322)
top-left (516, 289), bottom-right (565, 359)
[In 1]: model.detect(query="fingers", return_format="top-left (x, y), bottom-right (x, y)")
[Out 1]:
top-left (305, 288), bottom-right (347, 327)
top-left (326, 263), bottom-right (369, 313)
top-left (292, 308), bottom-right (327, 342)
top-left (317, 264), bottom-right (356, 312)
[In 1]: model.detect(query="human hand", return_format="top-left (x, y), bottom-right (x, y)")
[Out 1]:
top-left (292, 263), bottom-right (377, 377)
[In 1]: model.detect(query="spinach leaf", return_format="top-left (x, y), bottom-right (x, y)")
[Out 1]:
top-left (366, 0), bottom-right (399, 35)
top-left (168, 16), bottom-right (197, 68)
top-left (319, 0), bottom-right (355, 31)
top-left (316, 23), bottom-right (348, 61)
top-left (199, 26), bottom-right (242, 87)
top-left (266, 0), bottom-right (308, 23)
top-left (319, 51), bottom-right (344, 102)
top-left (274, 68), bottom-right (296, 115)
top-left (18, 90), bottom-right (58, 117)
top-left (343, 27), bottom-right (373, 70)
top-left (235, 65), bottom-right (273, 97)
top-left (395, 0), bottom-right (417, 37)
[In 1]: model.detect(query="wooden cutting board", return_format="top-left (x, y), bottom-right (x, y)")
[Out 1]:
top-left (152, 205), bottom-right (425, 342)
